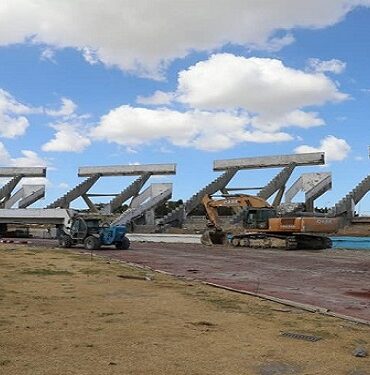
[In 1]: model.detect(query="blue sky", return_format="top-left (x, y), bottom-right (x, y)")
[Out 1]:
top-left (0, 1), bottom-right (369, 212)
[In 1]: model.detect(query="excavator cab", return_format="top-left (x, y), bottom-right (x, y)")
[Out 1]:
top-left (242, 208), bottom-right (276, 230)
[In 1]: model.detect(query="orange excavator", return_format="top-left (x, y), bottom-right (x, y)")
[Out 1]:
top-left (201, 194), bottom-right (339, 250)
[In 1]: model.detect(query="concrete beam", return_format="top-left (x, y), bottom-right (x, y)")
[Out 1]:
top-left (214, 152), bottom-right (324, 171)
top-left (0, 208), bottom-right (74, 226)
top-left (0, 176), bottom-right (23, 203)
top-left (78, 164), bottom-right (176, 177)
top-left (5, 185), bottom-right (45, 208)
top-left (0, 167), bottom-right (46, 177)
top-left (285, 173), bottom-right (331, 203)
top-left (19, 187), bottom-right (46, 208)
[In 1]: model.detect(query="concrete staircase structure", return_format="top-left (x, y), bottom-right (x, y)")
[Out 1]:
top-left (4, 185), bottom-right (45, 208)
top-left (331, 175), bottom-right (370, 218)
top-left (257, 163), bottom-right (296, 201)
top-left (113, 183), bottom-right (172, 226)
top-left (0, 175), bottom-right (23, 204)
top-left (46, 174), bottom-right (100, 208)
top-left (102, 173), bottom-right (151, 214)
top-left (159, 168), bottom-right (238, 226)
top-left (285, 172), bottom-right (332, 212)
top-left (47, 164), bottom-right (176, 212)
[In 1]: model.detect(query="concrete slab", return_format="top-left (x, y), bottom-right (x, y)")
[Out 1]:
top-left (0, 167), bottom-right (46, 177)
top-left (78, 164), bottom-right (176, 177)
top-left (128, 233), bottom-right (201, 244)
top-left (0, 208), bottom-right (73, 225)
top-left (214, 152), bottom-right (324, 171)
top-left (90, 243), bottom-right (370, 322)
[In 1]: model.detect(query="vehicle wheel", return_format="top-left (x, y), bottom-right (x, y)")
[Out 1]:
top-left (59, 234), bottom-right (73, 248)
top-left (239, 238), bottom-right (248, 247)
top-left (116, 236), bottom-right (130, 250)
top-left (231, 238), bottom-right (240, 247)
top-left (84, 236), bottom-right (101, 250)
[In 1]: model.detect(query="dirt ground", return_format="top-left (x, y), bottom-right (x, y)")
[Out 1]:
top-left (0, 244), bottom-right (369, 375)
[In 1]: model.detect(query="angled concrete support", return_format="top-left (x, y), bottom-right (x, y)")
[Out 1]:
top-left (159, 167), bottom-right (238, 226)
top-left (19, 186), bottom-right (46, 208)
top-left (4, 185), bottom-right (45, 208)
top-left (113, 183), bottom-right (173, 226)
top-left (81, 194), bottom-right (99, 213)
top-left (272, 185), bottom-right (286, 207)
top-left (258, 163), bottom-right (296, 200)
top-left (285, 173), bottom-right (332, 212)
top-left (0, 175), bottom-right (23, 205)
top-left (103, 173), bottom-right (152, 214)
top-left (331, 175), bottom-right (370, 218)
top-left (46, 174), bottom-right (100, 209)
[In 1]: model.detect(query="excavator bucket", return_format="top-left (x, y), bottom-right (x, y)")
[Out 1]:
top-left (201, 228), bottom-right (227, 246)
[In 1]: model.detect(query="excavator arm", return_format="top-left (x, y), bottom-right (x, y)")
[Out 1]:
top-left (201, 194), bottom-right (271, 245)
top-left (202, 194), bottom-right (271, 226)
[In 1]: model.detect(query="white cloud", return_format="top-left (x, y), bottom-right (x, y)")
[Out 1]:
top-left (307, 58), bottom-right (346, 74)
top-left (58, 182), bottom-right (70, 189)
top-left (137, 91), bottom-right (174, 105)
top-left (177, 54), bottom-right (347, 113)
top-left (43, 98), bottom-right (91, 152)
top-left (251, 110), bottom-right (325, 132)
top-left (40, 47), bottom-right (56, 63)
top-left (91, 54), bottom-right (350, 151)
top-left (42, 123), bottom-right (91, 153)
top-left (294, 135), bottom-right (351, 162)
top-left (0, 89), bottom-right (40, 138)
top-left (0, 142), bottom-right (50, 186)
top-left (91, 105), bottom-right (292, 151)
top-left (46, 97), bottom-right (77, 118)
top-left (0, 1), bottom-right (368, 77)
top-left (175, 54), bottom-right (347, 132)
top-left (81, 47), bottom-right (100, 65)
top-left (250, 33), bottom-right (296, 52)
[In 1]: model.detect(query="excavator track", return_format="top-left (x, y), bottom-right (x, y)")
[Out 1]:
top-left (229, 232), bottom-right (331, 250)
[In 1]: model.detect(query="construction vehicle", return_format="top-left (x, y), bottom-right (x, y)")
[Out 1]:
top-left (201, 194), bottom-right (339, 250)
top-left (58, 216), bottom-right (130, 250)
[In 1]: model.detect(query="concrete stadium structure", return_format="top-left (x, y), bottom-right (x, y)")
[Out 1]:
top-left (0, 155), bottom-right (368, 233)
top-left (159, 152), bottom-right (326, 227)
top-left (0, 167), bottom-right (46, 209)
top-left (46, 164), bottom-right (176, 226)
top-left (285, 173), bottom-right (332, 212)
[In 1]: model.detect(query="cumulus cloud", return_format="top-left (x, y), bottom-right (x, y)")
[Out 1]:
top-left (0, 1), bottom-right (368, 77)
top-left (43, 97), bottom-right (92, 152)
top-left (294, 135), bottom-right (351, 162)
top-left (175, 54), bottom-right (347, 132)
top-left (307, 58), bottom-right (346, 74)
top-left (177, 54), bottom-right (347, 113)
top-left (42, 123), bottom-right (91, 153)
top-left (90, 105), bottom-right (292, 151)
top-left (45, 97), bottom-right (77, 118)
top-left (90, 53), bottom-right (350, 151)
top-left (0, 89), bottom-right (41, 138)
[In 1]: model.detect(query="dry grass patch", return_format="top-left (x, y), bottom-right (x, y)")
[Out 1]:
top-left (0, 244), bottom-right (369, 375)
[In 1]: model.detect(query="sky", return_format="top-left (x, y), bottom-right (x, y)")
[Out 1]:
top-left (0, 0), bottom-right (369, 212)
